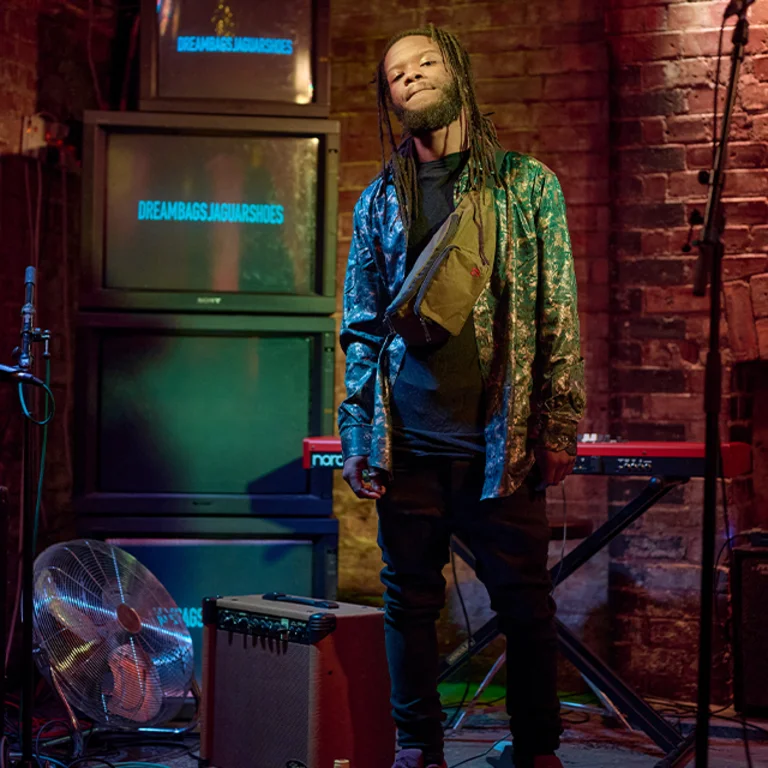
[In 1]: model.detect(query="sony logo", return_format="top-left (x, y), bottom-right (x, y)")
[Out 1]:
top-left (197, 296), bottom-right (222, 305)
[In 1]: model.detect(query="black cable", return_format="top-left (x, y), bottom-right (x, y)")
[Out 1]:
top-left (712, 19), bottom-right (727, 168)
top-left (67, 759), bottom-right (117, 768)
top-left (35, 719), bottom-right (75, 764)
top-left (447, 734), bottom-right (510, 768)
top-left (444, 548), bottom-right (473, 730)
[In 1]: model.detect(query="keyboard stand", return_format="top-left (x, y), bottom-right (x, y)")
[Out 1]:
top-left (442, 475), bottom-right (696, 768)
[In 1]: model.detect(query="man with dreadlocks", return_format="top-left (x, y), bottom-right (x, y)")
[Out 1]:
top-left (338, 25), bottom-right (585, 768)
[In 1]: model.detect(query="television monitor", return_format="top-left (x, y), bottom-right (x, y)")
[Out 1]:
top-left (74, 312), bottom-right (336, 516)
top-left (139, 0), bottom-right (330, 117)
top-left (85, 516), bottom-right (339, 682)
top-left (80, 111), bottom-right (339, 313)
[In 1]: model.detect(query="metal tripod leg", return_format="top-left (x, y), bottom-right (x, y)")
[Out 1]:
top-left (447, 651), bottom-right (507, 733)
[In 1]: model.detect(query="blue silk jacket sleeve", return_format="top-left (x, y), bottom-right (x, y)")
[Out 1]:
top-left (534, 170), bottom-right (586, 453)
top-left (337, 200), bottom-right (387, 460)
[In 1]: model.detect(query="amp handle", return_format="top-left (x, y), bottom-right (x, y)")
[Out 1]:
top-left (262, 592), bottom-right (340, 610)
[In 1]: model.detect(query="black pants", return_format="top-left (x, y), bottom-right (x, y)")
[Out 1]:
top-left (376, 458), bottom-right (562, 760)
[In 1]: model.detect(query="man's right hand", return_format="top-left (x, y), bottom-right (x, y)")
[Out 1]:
top-left (342, 455), bottom-right (387, 500)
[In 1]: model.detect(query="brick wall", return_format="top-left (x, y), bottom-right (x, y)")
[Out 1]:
top-left (0, 0), bottom-right (112, 673)
top-left (607, 0), bottom-right (768, 701)
top-left (329, 1), bottom-right (613, 671)
top-left (2, 0), bottom-right (765, 704)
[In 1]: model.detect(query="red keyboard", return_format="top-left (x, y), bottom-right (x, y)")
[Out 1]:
top-left (302, 437), bottom-right (751, 478)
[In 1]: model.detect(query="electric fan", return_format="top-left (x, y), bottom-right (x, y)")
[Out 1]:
top-left (32, 539), bottom-right (195, 733)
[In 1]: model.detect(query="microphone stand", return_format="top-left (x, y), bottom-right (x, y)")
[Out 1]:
top-left (4, 267), bottom-right (51, 768)
top-left (690, 7), bottom-right (752, 768)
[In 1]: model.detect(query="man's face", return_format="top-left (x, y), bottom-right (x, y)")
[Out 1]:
top-left (384, 35), bottom-right (462, 135)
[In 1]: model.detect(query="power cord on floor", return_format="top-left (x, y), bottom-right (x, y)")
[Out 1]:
top-left (447, 733), bottom-right (510, 768)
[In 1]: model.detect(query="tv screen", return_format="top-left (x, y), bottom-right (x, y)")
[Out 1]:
top-left (82, 112), bottom-right (339, 313)
top-left (141, 0), bottom-right (330, 116)
top-left (108, 537), bottom-right (316, 682)
top-left (74, 314), bottom-right (335, 516)
top-left (105, 132), bottom-right (318, 295)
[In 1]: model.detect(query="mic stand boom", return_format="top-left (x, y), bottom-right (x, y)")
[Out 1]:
top-left (690, 9), bottom-right (751, 768)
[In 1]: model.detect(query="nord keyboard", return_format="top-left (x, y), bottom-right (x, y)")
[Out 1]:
top-left (302, 437), bottom-right (751, 478)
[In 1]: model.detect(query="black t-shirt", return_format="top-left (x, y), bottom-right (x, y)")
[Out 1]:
top-left (391, 151), bottom-right (486, 460)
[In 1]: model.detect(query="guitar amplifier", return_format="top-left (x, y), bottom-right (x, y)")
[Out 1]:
top-left (732, 546), bottom-right (768, 716)
top-left (200, 593), bottom-right (395, 768)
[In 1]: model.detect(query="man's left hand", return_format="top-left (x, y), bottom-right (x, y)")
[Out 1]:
top-left (534, 446), bottom-right (576, 488)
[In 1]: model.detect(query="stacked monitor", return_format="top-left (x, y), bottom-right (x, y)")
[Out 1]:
top-left (75, 0), bottom-right (339, 682)
top-left (139, 0), bottom-right (330, 117)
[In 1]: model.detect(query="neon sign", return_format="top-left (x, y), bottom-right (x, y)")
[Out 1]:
top-left (137, 200), bottom-right (285, 224)
top-left (177, 36), bottom-right (293, 55)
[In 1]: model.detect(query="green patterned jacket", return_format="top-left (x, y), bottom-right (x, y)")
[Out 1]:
top-left (338, 151), bottom-right (586, 499)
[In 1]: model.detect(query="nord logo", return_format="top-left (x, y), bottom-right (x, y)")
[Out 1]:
top-left (311, 452), bottom-right (343, 468)
top-left (197, 296), bottom-right (222, 305)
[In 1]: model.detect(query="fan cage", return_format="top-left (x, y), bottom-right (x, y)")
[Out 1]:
top-left (32, 539), bottom-right (194, 728)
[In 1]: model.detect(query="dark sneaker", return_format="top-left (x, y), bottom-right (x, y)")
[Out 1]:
top-left (392, 748), bottom-right (447, 768)
top-left (522, 756), bottom-right (563, 768)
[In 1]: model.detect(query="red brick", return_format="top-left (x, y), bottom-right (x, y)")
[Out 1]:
top-left (535, 152), bottom-right (608, 180)
top-left (752, 227), bottom-right (768, 252)
top-left (471, 52), bottom-right (527, 80)
top-left (540, 22), bottom-right (605, 47)
top-left (535, 124), bottom-right (609, 152)
top-left (619, 146), bottom-right (686, 173)
top-left (686, 142), bottom-right (768, 169)
top-left (667, 2), bottom-right (730, 31)
top-left (758, 319), bottom-right (768, 359)
top-left (723, 280), bottom-right (759, 361)
top-left (642, 117), bottom-right (666, 144)
top-left (332, 13), bottom-right (378, 39)
top-left (724, 256), bottom-right (768, 281)
top-left (644, 173), bottom-right (668, 200)
top-left (342, 135), bottom-right (383, 162)
top-left (641, 62), bottom-right (668, 90)
top-left (337, 190), bottom-right (361, 215)
top-left (726, 169), bottom-right (768, 196)
top-left (542, 71), bottom-right (609, 100)
top-left (613, 33), bottom-right (683, 64)
top-left (648, 394), bottom-right (709, 421)
top-left (751, 274), bottom-right (768, 319)
top-left (607, 6), bottom-right (667, 35)
top-left (723, 199), bottom-right (768, 225)
top-left (642, 231), bottom-right (671, 256)
top-left (483, 102), bottom-right (532, 127)
top-left (665, 59), bottom-right (715, 89)
top-left (669, 171), bottom-right (709, 198)
top-left (754, 56), bottom-right (768, 82)
top-left (644, 286), bottom-right (711, 314)
top-left (526, 43), bottom-right (608, 75)
top-left (680, 30), bottom-right (724, 57)
top-left (561, 177), bottom-right (610, 204)
top-left (330, 37), bottom-right (368, 60)
top-left (686, 86), bottom-right (728, 115)
top-left (476, 76), bottom-right (543, 103)
top-left (427, 4), bottom-right (494, 32)
top-left (531, 100), bottom-right (608, 126)
top-left (461, 27), bottom-right (542, 54)
top-left (741, 81), bottom-right (768, 112)
top-left (487, 4), bottom-right (528, 26)
top-left (666, 115), bottom-right (714, 143)
top-left (752, 2), bottom-right (768, 23)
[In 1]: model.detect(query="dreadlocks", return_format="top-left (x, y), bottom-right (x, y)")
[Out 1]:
top-left (375, 24), bottom-right (501, 232)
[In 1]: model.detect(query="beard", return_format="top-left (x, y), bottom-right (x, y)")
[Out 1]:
top-left (393, 79), bottom-right (462, 135)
